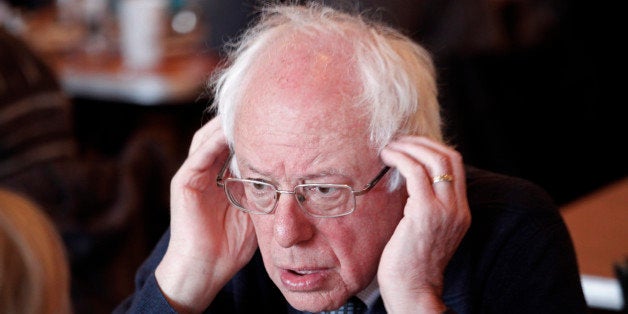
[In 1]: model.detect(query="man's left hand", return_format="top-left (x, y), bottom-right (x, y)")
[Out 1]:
top-left (378, 136), bottom-right (471, 313)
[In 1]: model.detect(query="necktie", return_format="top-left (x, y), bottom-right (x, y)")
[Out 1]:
top-left (319, 296), bottom-right (366, 314)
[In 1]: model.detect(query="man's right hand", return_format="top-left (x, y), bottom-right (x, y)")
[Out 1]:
top-left (155, 117), bottom-right (258, 313)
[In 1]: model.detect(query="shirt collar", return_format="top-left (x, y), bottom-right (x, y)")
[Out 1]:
top-left (356, 277), bottom-right (380, 309)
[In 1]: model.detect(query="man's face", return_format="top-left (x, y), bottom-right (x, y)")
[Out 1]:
top-left (231, 35), bottom-right (406, 311)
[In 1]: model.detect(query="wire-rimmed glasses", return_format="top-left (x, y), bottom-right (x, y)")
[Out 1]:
top-left (216, 153), bottom-right (390, 218)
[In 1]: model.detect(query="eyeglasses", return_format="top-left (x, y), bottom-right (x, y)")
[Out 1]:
top-left (216, 153), bottom-right (390, 218)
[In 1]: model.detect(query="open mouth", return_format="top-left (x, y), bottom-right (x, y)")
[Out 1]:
top-left (280, 268), bottom-right (328, 290)
top-left (290, 269), bottom-right (318, 275)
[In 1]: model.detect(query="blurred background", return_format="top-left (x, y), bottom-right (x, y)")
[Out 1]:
top-left (0, 0), bottom-right (625, 313)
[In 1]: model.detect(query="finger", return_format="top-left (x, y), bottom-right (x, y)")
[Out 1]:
top-left (380, 145), bottom-right (437, 204)
top-left (393, 136), bottom-right (462, 175)
top-left (383, 141), bottom-right (453, 199)
top-left (392, 137), bottom-right (470, 228)
top-left (381, 141), bottom-right (471, 252)
top-left (389, 136), bottom-right (465, 196)
top-left (173, 127), bottom-right (229, 193)
top-left (188, 116), bottom-right (223, 156)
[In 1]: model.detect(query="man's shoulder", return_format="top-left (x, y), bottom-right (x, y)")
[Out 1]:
top-left (444, 166), bottom-right (585, 313)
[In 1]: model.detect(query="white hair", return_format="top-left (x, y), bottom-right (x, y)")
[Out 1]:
top-left (208, 3), bottom-right (442, 190)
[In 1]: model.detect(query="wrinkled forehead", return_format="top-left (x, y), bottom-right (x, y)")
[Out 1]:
top-left (249, 28), bottom-right (359, 97)
top-left (235, 30), bottom-right (365, 130)
top-left (231, 30), bottom-right (373, 161)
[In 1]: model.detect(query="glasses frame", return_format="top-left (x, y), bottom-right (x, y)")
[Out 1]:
top-left (216, 153), bottom-right (390, 218)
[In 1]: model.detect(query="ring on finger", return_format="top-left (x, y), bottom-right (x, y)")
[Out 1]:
top-left (432, 174), bottom-right (454, 184)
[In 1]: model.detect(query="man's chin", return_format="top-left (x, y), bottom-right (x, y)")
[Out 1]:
top-left (283, 291), bottom-right (347, 312)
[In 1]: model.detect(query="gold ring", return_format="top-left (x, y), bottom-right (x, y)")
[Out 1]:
top-left (432, 174), bottom-right (453, 184)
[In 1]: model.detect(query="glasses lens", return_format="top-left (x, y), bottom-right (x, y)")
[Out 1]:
top-left (225, 180), bottom-right (276, 214)
top-left (296, 184), bottom-right (354, 217)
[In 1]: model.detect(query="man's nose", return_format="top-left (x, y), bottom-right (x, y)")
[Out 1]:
top-left (273, 194), bottom-right (315, 248)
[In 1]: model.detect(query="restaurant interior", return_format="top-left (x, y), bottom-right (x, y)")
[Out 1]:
top-left (0, 0), bottom-right (625, 313)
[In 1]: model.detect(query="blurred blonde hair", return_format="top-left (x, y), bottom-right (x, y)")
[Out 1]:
top-left (0, 188), bottom-right (72, 314)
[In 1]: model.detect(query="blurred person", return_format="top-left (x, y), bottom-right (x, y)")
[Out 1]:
top-left (0, 25), bottom-right (167, 313)
top-left (0, 188), bottom-right (72, 314)
top-left (0, 24), bottom-right (83, 230)
top-left (116, 3), bottom-right (585, 313)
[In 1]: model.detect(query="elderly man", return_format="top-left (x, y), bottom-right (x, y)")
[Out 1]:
top-left (116, 3), bottom-right (585, 313)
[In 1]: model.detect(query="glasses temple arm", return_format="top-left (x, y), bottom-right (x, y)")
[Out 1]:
top-left (354, 166), bottom-right (391, 196)
top-left (216, 152), bottom-right (234, 187)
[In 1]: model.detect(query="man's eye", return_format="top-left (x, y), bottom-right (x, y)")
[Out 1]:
top-left (252, 182), bottom-right (267, 190)
top-left (316, 186), bottom-right (336, 194)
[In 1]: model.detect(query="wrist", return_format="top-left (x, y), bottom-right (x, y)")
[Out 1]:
top-left (155, 252), bottom-right (227, 313)
top-left (386, 292), bottom-right (446, 314)
top-left (380, 278), bottom-right (446, 314)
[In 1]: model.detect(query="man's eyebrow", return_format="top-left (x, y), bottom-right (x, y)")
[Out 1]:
top-left (242, 163), bottom-right (272, 178)
top-left (302, 170), bottom-right (347, 181)
top-left (242, 163), bottom-right (348, 180)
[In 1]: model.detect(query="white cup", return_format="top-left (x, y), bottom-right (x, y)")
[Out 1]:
top-left (118, 0), bottom-right (168, 69)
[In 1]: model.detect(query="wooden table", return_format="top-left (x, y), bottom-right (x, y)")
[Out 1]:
top-left (53, 51), bottom-right (219, 105)
top-left (561, 177), bottom-right (628, 311)
top-left (20, 4), bottom-right (220, 106)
